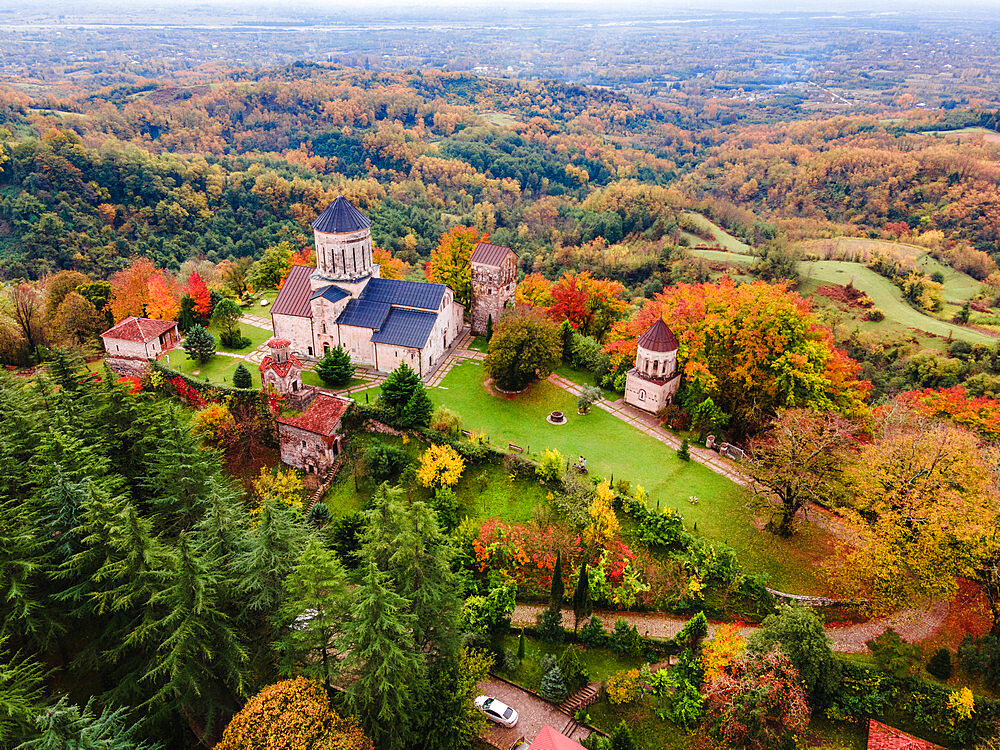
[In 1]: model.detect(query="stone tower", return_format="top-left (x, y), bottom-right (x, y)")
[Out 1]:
top-left (469, 241), bottom-right (517, 335)
top-left (259, 337), bottom-right (304, 397)
top-left (624, 318), bottom-right (682, 413)
top-left (310, 196), bottom-right (379, 294)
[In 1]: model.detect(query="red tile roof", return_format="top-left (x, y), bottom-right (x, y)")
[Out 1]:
top-left (528, 726), bottom-right (586, 750)
top-left (277, 393), bottom-right (351, 436)
top-left (271, 265), bottom-right (315, 318)
top-left (471, 241), bottom-right (517, 267)
top-left (100, 316), bottom-right (177, 343)
top-left (637, 318), bottom-right (679, 353)
top-left (267, 337), bottom-right (292, 348)
top-left (259, 353), bottom-right (303, 379)
top-left (867, 721), bottom-right (943, 750)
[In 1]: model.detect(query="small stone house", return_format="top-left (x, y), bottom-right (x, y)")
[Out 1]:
top-left (276, 393), bottom-right (352, 475)
top-left (623, 318), bottom-right (682, 413)
top-left (259, 337), bottom-right (304, 397)
top-left (470, 241), bottom-right (517, 335)
top-left (100, 316), bottom-right (180, 377)
top-left (866, 721), bottom-right (942, 750)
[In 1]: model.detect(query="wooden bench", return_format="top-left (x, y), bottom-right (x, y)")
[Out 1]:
top-left (508, 443), bottom-right (523, 453)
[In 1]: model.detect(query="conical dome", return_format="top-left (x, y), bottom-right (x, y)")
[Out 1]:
top-left (311, 196), bottom-right (371, 234)
top-left (637, 318), bottom-right (679, 353)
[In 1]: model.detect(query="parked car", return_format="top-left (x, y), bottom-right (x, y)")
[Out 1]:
top-left (475, 695), bottom-right (519, 728)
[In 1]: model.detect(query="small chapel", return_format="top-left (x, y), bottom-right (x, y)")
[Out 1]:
top-left (270, 196), bottom-right (466, 378)
top-left (623, 318), bottom-right (682, 413)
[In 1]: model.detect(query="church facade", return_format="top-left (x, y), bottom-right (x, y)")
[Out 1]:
top-left (623, 318), bottom-right (682, 413)
top-left (270, 197), bottom-right (465, 378)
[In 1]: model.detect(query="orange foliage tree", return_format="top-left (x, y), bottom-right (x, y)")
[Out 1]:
top-left (606, 279), bottom-right (869, 435)
top-left (373, 246), bottom-right (407, 280)
top-left (216, 677), bottom-right (373, 750)
top-left (187, 272), bottom-right (211, 319)
top-left (896, 386), bottom-right (1000, 440)
top-left (547, 271), bottom-right (627, 340)
top-left (146, 273), bottom-right (180, 321)
top-left (515, 273), bottom-right (554, 308)
top-left (427, 226), bottom-right (486, 307)
top-left (110, 257), bottom-right (158, 321)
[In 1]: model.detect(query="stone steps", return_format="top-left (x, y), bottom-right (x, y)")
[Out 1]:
top-left (558, 681), bottom-right (601, 716)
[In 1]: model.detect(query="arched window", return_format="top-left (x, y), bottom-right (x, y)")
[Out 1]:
top-left (652, 359), bottom-right (659, 375)
top-left (324, 343), bottom-right (330, 355)
top-left (308, 346), bottom-right (313, 356)
top-left (639, 389), bottom-right (646, 401)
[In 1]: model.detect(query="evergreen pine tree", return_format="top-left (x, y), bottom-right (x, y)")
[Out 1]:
top-left (232, 363), bottom-right (252, 389)
top-left (183, 324), bottom-right (216, 364)
top-left (610, 721), bottom-right (638, 750)
top-left (0, 638), bottom-right (48, 747)
top-left (550, 550), bottom-right (564, 610)
top-left (539, 666), bottom-right (567, 702)
top-left (379, 363), bottom-right (421, 413)
top-left (17, 697), bottom-right (159, 750)
top-left (315, 345), bottom-right (355, 387)
top-left (178, 295), bottom-right (196, 331)
top-left (677, 438), bottom-right (690, 461)
top-left (344, 562), bottom-right (424, 750)
top-left (518, 630), bottom-right (526, 661)
top-left (275, 539), bottom-right (351, 689)
top-left (485, 314), bottom-right (493, 341)
top-left (401, 386), bottom-right (433, 428)
top-left (572, 562), bottom-right (592, 633)
top-left (560, 319), bottom-right (574, 361)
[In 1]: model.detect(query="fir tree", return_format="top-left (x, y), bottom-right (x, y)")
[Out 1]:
top-left (550, 550), bottom-right (564, 610)
top-left (183, 324), bottom-right (216, 365)
top-left (0, 638), bottom-right (47, 747)
top-left (485, 314), bottom-right (493, 341)
top-left (572, 562), bottom-right (592, 633)
top-left (344, 562), bottom-right (424, 750)
top-left (316, 346), bottom-right (355, 387)
top-left (518, 630), bottom-right (526, 661)
top-left (275, 539), bottom-right (351, 690)
top-left (17, 697), bottom-right (160, 750)
top-left (178, 295), bottom-right (196, 331)
top-left (610, 721), bottom-right (638, 750)
top-left (539, 666), bottom-right (568, 702)
top-left (232, 363), bottom-right (252, 389)
top-left (380, 363), bottom-right (421, 412)
top-left (401, 386), bottom-right (433, 428)
top-left (677, 438), bottom-right (690, 461)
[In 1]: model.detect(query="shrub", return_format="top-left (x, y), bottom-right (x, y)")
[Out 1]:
top-left (672, 612), bottom-right (709, 653)
top-left (536, 606), bottom-right (565, 645)
top-left (577, 385), bottom-right (602, 414)
top-left (605, 669), bottom-right (643, 705)
top-left (365, 443), bottom-right (409, 482)
top-left (430, 405), bottom-right (461, 434)
top-left (316, 345), bottom-right (355, 387)
top-left (537, 448), bottom-right (565, 482)
top-left (609, 721), bottom-right (638, 750)
top-left (540, 666), bottom-right (568, 702)
top-left (866, 628), bottom-right (919, 679)
top-left (958, 634), bottom-right (1000, 686)
top-left (579, 616), bottom-right (607, 648)
top-left (431, 487), bottom-right (460, 531)
top-left (677, 438), bottom-right (690, 461)
top-left (638, 508), bottom-right (689, 549)
top-left (220, 330), bottom-right (251, 349)
top-left (928, 647), bottom-right (954, 680)
top-left (415, 444), bottom-right (465, 488)
top-left (610, 618), bottom-right (643, 657)
top-left (558, 645), bottom-right (590, 691)
top-left (867, 307), bottom-right (886, 322)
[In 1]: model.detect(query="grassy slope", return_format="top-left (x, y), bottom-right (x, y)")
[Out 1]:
top-left (682, 212), bottom-right (751, 252)
top-left (431, 360), bottom-right (834, 594)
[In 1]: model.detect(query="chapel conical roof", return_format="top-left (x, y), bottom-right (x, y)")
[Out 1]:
top-left (637, 318), bottom-right (679, 353)
top-left (311, 196), bottom-right (372, 234)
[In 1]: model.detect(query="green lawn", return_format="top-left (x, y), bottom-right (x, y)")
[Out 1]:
top-left (554, 364), bottom-right (620, 401)
top-left (682, 212), bottom-right (751, 252)
top-left (214, 320), bottom-right (272, 353)
top-left (431, 360), bottom-right (835, 594)
top-left (321, 433), bottom-right (550, 522)
top-left (160, 349), bottom-right (262, 388)
top-left (495, 633), bottom-right (646, 691)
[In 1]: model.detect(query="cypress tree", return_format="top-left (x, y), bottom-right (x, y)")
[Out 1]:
top-left (572, 562), bottom-right (592, 633)
top-left (517, 630), bottom-right (526, 661)
top-left (550, 550), bottom-right (564, 610)
top-left (344, 562), bottom-right (424, 750)
top-left (316, 345), bottom-right (355, 387)
top-left (485, 314), bottom-right (493, 341)
top-left (232, 363), bottom-right (252, 389)
top-left (178, 295), bottom-right (196, 331)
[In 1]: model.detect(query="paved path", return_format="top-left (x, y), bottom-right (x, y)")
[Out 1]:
top-left (512, 601), bottom-right (950, 654)
top-left (477, 676), bottom-right (591, 746)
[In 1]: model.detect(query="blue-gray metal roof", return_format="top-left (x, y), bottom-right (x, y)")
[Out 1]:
top-left (359, 277), bottom-right (445, 311)
top-left (370, 308), bottom-right (439, 349)
top-left (310, 284), bottom-right (350, 305)
top-left (336, 299), bottom-right (391, 330)
top-left (311, 196), bottom-right (372, 234)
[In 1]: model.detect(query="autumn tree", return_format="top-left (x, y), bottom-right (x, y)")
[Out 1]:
top-left (427, 226), bottom-right (486, 307)
top-left (110, 258), bottom-right (158, 321)
top-left (416, 444), bottom-right (465, 488)
top-left (547, 271), bottom-right (628, 340)
top-left (745, 409), bottom-right (856, 537)
top-left (145, 273), bottom-right (180, 321)
top-left (50, 291), bottom-right (105, 346)
top-left (216, 678), bottom-right (373, 750)
top-left (373, 246), bottom-right (408, 280)
top-left (484, 307), bottom-right (562, 391)
top-left (44, 269), bottom-right (89, 321)
top-left (836, 405), bottom-right (1000, 630)
top-left (187, 272), bottom-right (211, 320)
top-left (516, 273), bottom-right (554, 308)
top-left (5, 282), bottom-right (46, 355)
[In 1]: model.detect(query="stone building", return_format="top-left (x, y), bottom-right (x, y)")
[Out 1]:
top-left (623, 318), bottom-right (682, 413)
top-left (276, 393), bottom-right (351, 475)
top-left (270, 196), bottom-right (465, 379)
top-left (469, 241), bottom-right (517, 335)
top-left (100, 316), bottom-right (180, 377)
top-left (259, 337), bottom-right (305, 400)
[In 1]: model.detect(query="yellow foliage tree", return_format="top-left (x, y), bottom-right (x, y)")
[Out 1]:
top-left (415, 444), bottom-right (465, 488)
top-left (605, 669), bottom-right (643, 705)
top-left (216, 677), bottom-right (373, 750)
top-left (191, 403), bottom-right (234, 448)
top-left (702, 624), bottom-right (746, 682)
top-left (947, 687), bottom-right (975, 723)
top-left (585, 481), bottom-right (621, 546)
top-left (252, 466), bottom-right (305, 514)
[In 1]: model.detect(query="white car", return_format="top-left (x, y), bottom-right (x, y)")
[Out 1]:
top-left (475, 695), bottom-right (519, 728)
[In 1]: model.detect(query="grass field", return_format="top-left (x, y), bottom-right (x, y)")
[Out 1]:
top-left (431, 360), bottom-right (835, 594)
top-left (495, 633), bottom-right (646, 689)
top-left (923, 126), bottom-right (1000, 143)
top-left (160, 348), bottom-right (263, 388)
top-left (682, 212), bottom-right (751, 252)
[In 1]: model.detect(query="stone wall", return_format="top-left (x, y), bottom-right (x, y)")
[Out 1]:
top-left (314, 226), bottom-right (372, 280)
top-left (104, 356), bottom-right (151, 378)
top-left (624, 369), bottom-right (680, 413)
top-left (272, 313), bottom-right (316, 358)
top-left (102, 336), bottom-right (153, 359)
top-left (278, 422), bottom-right (339, 474)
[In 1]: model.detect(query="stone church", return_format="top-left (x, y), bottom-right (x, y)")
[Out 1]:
top-left (624, 318), bottom-right (682, 413)
top-left (270, 197), bottom-right (466, 379)
top-left (469, 241), bottom-right (517, 335)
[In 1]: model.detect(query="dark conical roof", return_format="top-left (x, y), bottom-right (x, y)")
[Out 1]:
top-left (637, 318), bottom-right (679, 353)
top-left (311, 196), bottom-right (371, 234)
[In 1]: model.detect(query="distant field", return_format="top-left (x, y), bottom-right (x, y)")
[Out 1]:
top-left (923, 126), bottom-right (1000, 143)
top-left (479, 111), bottom-right (519, 127)
top-left (682, 211), bottom-right (751, 252)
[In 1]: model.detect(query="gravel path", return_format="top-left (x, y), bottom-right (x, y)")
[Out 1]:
top-left (477, 676), bottom-right (590, 746)
top-left (512, 600), bottom-right (950, 654)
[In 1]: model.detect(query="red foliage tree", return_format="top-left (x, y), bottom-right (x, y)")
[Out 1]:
top-left (896, 386), bottom-right (1000, 440)
top-left (187, 272), bottom-right (211, 320)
